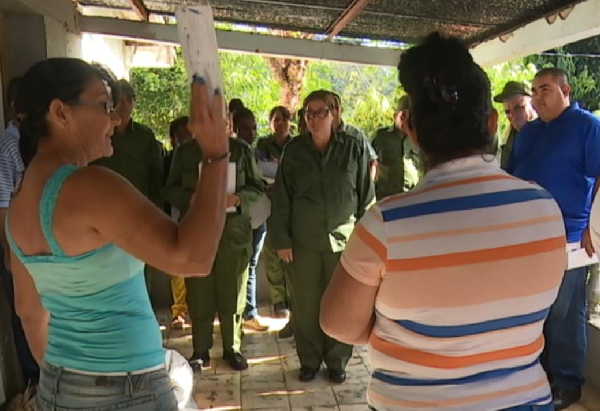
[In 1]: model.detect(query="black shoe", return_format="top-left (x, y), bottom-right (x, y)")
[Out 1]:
top-left (273, 303), bottom-right (290, 318)
top-left (553, 386), bottom-right (581, 410)
top-left (328, 369), bottom-right (347, 384)
top-left (299, 366), bottom-right (319, 382)
top-left (278, 321), bottom-right (294, 339)
top-left (223, 351), bottom-right (248, 371)
top-left (189, 351), bottom-right (210, 370)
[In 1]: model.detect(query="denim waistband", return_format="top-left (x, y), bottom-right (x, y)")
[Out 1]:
top-left (39, 361), bottom-right (170, 397)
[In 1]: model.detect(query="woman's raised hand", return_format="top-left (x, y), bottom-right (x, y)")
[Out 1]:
top-left (188, 75), bottom-right (229, 158)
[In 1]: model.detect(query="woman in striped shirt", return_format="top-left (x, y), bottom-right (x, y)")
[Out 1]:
top-left (321, 32), bottom-right (566, 411)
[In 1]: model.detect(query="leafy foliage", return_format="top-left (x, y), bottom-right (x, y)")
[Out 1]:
top-left (526, 46), bottom-right (600, 112)
top-left (303, 61), bottom-right (402, 137)
top-left (130, 49), bottom-right (541, 146)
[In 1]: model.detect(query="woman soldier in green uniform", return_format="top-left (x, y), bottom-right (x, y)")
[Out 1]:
top-left (270, 90), bottom-right (375, 383)
top-left (163, 130), bottom-right (265, 371)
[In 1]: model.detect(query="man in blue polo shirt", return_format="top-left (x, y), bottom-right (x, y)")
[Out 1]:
top-left (508, 67), bottom-right (600, 410)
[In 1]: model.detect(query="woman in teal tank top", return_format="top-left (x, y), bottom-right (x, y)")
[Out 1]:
top-left (7, 58), bottom-right (230, 410)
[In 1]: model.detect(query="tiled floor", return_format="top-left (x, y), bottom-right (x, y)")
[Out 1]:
top-left (163, 308), bottom-right (371, 410)
top-left (161, 308), bottom-right (600, 410)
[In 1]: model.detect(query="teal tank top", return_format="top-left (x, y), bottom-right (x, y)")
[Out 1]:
top-left (5, 165), bottom-right (164, 373)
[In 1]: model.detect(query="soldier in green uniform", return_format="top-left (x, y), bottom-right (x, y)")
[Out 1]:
top-left (162, 135), bottom-right (265, 371)
top-left (493, 81), bottom-right (537, 170)
top-left (328, 91), bottom-right (378, 179)
top-left (371, 96), bottom-right (422, 199)
top-left (256, 106), bottom-right (294, 337)
top-left (93, 80), bottom-right (165, 301)
top-left (93, 79), bottom-right (164, 207)
top-left (270, 90), bottom-right (375, 383)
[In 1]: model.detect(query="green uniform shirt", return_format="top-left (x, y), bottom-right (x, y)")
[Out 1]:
top-left (270, 131), bottom-right (375, 253)
top-left (162, 137), bottom-right (265, 218)
top-left (341, 122), bottom-right (378, 161)
top-left (371, 125), bottom-right (422, 199)
top-left (500, 128), bottom-right (518, 171)
top-left (255, 135), bottom-right (291, 162)
top-left (93, 120), bottom-right (165, 207)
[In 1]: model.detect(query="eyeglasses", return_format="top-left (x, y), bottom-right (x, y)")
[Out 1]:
top-left (305, 108), bottom-right (330, 120)
top-left (71, 100), bottom-right (116, 115)
top-left (504, 104), bottom-right (526, 116)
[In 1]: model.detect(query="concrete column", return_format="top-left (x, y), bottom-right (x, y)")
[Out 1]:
top-left (81, 33), bottom-right (130, 79)
top-left (45, 15), bottom-right (82, 59)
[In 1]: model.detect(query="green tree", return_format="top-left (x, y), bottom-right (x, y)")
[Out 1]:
top-left (131, 50), bottom-right (281, 144)
top-left (526, 45), bottom-right (599, 112)
top-left (303, 61), bottom-right (402, 137)
top-left (131, 48), bottom-right (538, 146)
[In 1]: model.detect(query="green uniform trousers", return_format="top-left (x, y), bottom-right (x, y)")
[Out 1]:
top-left (262, 241), bottom-right (291, 306)
top-left (186, 214), bottom-right (251, 355)
top-left (289, 245), bottom-right (353, 371)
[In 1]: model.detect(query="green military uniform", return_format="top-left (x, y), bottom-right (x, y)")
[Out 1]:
top-left (500, 127), bottom-right (518, 171)
top-left (163, 137), bottom-right (265, 356)
top-left (341, 122), bottom-right (378, 162)
top-left (270, 131), bottom-right (375, 371)
top-left (93, 120), bottom-right (165, 301)
top-left (371, 125), bottom-right (422, 199)
top-left (93, 120), bottom-right (165, 207)
top-left (255, 135), bottom-right (293, 307)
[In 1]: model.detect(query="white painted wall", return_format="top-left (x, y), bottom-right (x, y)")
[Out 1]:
top-left (44, 15), bottom-right (81, 59)
top-left (81, 33), bottom-right (130, 79)
top-left (44, 16), bottom-right (81, 58)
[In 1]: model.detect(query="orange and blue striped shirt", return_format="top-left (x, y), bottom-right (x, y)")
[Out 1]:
top-left (340, 155), bottom-right (566, 410)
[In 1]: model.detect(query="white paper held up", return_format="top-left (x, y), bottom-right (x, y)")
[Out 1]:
top-left (175, 2), bottom-right (224, 94)
top-left (199, 162), bottom-right (237, 213)
top-left (567, 247), bottom-right (598, 270)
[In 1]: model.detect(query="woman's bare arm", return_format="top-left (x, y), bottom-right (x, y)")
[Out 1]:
top-left (67, 80), bottom-right (229, 276)
top-left (320, 263), bottom-right (378, 345)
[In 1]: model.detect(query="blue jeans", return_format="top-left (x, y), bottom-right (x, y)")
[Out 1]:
top-left (244, 223), bottom-right (267, 320)
top-left (0, 243), bottom-right (39, 384)
top-left (541, 266), bottom-right (588, 390)
top-left (36, 362), bottom-right (177, 411)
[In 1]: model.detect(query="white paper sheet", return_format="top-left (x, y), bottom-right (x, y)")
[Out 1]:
top-left (175, 2), bottom-right (224, 94)
top-left (199, 162), bottom-right (237, 213)
top-left (258, 160), bottom-right (278, 180)
top-left (567, 244), bottom-right (598, 270)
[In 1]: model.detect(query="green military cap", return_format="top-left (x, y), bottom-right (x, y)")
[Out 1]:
top-left (493, 81), bottom-right (531, 103)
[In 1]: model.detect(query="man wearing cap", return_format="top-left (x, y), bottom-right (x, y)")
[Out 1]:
top-left (494, 81), bottom-right (537, 170)
top-left (371, 96), bottom-right (422, 199)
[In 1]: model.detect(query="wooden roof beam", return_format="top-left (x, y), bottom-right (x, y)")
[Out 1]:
top-left (325, 0), bottom-right (371, 39)
top-left (128, 0), bottom-right (149, 21)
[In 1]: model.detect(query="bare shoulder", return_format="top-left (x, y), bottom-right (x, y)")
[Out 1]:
top-left (67, 165), bottom-right (134, 194)
top-left (60, 165), bottom-right (143, 216)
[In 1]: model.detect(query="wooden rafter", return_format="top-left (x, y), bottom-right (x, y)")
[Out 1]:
top-left (128, 0), bottom-right (149, 21)
top-left (325, 0), bottom-right (371, 39)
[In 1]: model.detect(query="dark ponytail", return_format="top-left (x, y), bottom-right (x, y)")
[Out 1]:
top-left (398, 32), bottom-right (494, 167)
top-left (15, 58), bottom-right (117, 167)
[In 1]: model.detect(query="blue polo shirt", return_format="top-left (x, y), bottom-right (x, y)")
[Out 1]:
top-left (507, 102), bottom-right (600, 243)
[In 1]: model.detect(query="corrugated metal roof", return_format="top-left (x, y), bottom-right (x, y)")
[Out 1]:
top-left (75, 0), bottom-right (586, 45)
